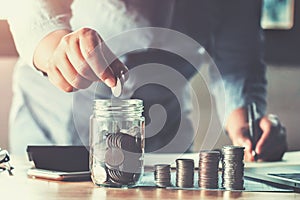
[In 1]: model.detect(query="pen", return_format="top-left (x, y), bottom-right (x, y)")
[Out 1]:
top-left (247, 102), bottom-right (261, 161)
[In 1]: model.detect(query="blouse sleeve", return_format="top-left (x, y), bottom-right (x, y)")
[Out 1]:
top-left (209, 0), bottom-right (267, 125)
top-left (7, 0), bottom-right (72, 69)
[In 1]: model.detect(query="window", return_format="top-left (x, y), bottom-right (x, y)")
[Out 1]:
top-left (261, 0), bottom-right (295, 29)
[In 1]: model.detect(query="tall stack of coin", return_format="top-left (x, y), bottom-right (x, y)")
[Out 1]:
top-left (198, 150), bottom-right (220, 189)
top-left (154, 164), bottom-right (171, 187)
top-left (221, 146), bottom-right (245, 190)
top-left (176, 159), bottom-right (194, 188)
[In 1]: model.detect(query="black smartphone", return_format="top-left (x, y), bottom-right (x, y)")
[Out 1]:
top-left (26, 145), bottom-right (89, 172)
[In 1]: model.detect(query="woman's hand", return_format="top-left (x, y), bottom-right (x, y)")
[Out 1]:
top-left (226, 108), bottom-right (287, 162)
top-left (33, 28), bottom-right (128, 92)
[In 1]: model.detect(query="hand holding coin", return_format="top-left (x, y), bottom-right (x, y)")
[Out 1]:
top-left (111, 69), bottom-right (128, 98)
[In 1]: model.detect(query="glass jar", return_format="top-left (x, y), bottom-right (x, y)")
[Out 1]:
top-left (90, 99), bottom-right (145, 187)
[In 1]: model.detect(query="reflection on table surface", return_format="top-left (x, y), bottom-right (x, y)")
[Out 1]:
top-left (1, 154), bottom-right (300, 200)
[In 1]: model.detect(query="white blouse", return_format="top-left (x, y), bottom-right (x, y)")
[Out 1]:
top-left (7, 0), bottom-right (176, 67)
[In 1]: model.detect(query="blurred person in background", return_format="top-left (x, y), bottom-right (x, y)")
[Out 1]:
top-left (7, 0), bottom-right (286, 161)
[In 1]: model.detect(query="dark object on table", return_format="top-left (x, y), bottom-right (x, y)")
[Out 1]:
top-left (26, 145), bottom-right (89, 172)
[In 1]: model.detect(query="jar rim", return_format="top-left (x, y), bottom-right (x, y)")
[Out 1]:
top-left (93, 99), bottom-right (143, 106)
top-left (93, 99), bottom-right (144, 115)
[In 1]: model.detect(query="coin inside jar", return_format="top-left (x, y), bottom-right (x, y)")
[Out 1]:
top-left (105, 147), bottom-right (125, 167)
top-left (90, 99), bottom-right (144, 187)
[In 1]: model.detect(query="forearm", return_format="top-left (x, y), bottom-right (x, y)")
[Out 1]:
top-left (209, 0), bottom-right (266, 125)
top-left (226, 107), bottom-right (247, 137)
top-left (33, 29), bottom-right (71, 73)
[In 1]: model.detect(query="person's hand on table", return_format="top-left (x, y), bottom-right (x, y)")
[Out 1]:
top-left (226, 108), bottom-right (287, 162)
top-left (33, 28), bottom-right (128, 92)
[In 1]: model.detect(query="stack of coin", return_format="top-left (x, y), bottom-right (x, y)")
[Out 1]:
top-left (221, 146), bottom-right (245, 190)
top-left (104, 130), bottom-right (142, 185)
top-left (154, 164), bottom-right (171, 187)
top-left (198, 150), bottom-right (220, 189)
top-left (176, 159), bottom-right (194, 188)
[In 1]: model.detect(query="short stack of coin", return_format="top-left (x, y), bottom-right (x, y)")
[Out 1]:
top-left (221, 146), bottom-right (245, 190)
top-left (198, 150), bottom-right (220, 189)
top-left (176, 159), bottom-right (194, 188)
top-left (154, 164), bottom-right (171, 187)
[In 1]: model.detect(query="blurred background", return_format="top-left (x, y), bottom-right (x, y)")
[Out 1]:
top-left (0, 0), bottom-right (299, 152)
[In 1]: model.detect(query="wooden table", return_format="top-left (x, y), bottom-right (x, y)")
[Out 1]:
top-left (1, 154), bottom-right (300, 200)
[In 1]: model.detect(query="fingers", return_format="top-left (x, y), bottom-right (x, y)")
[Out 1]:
top-left (46, 28), bottom-right (129, 92)
top-left (100, 42), bottom-right (129, 80)
top-left (226, 109), bottom-right (287, 162)
top-left (226, 108), bottom-right (255, 162)
top-left (244, 140), bottom-right (255, 162)
top-left (47, 56), bottom-right (92, 92)
top-left (47, 61), bottom-right (73, 92)
top-left (65, 34), bottom-right (99, 82)
top-left (255, 117), bottom-right (272, 155)
top-left (55, 53), bottom-right (92, 90)
top-left (233, 134), bottom-right (254, 162)
top-left (255, 115), bottom-right (287, 161)
top-left (46, 35), bottom-right (93, 91)
top-left (229, 128), bottom-right (255, 162)
top-left (77, 28), bottom-right (116, 87)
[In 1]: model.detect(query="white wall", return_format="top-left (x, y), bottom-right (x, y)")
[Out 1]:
top-left (265, 66), bottom-right (300, 151)
top-left (0, 57), bottom-right (16, 150)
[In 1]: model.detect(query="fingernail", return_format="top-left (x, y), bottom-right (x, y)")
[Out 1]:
top-left (255, 148), bottom-right (261, 154)
top-left (251, 150), bottom-right (256, 157)
top-left (104, 78), bottom-right (116, 88)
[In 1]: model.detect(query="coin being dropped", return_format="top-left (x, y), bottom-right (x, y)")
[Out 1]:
top-left (111, 77), bottom-right (122, 97)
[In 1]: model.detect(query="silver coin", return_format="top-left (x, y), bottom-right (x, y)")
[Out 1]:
top-left (154, 164), bottom-right (171, 187)
top-left (105, 147), bottom-right (125, 167)
top-left (221, 146), bottom-right (245, 190)
top-left (198, 150), bottom-right (220, 189)
top-left (92, 164), bottom-right (108, 183)
top-left (176, 159), bottom-right (194, 188)
top-left (127, 126), bottom-right (140, 137)
top-left (107, 168), bottom-right (134, 184)
top-left (111, 77), bottom-right (122, 97)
